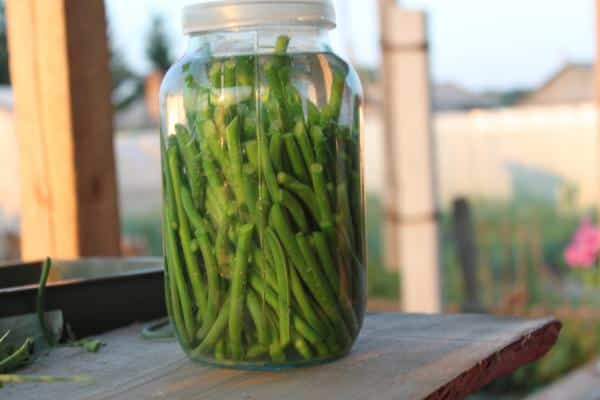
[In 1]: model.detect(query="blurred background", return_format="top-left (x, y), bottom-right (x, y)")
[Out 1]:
top-left (1, 0), bottom-right (599, 397)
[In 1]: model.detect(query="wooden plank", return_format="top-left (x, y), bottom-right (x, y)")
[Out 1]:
top-left (6, 0), bottom-right (120, 260)
top-left (379, 4), bottom-right (441, 312)
top-left (0, 258), bottom-right (166, 337)
top-left (526, 360), bottom-right (600, 400)
top-left (3, 313), bottom-right (560, 400)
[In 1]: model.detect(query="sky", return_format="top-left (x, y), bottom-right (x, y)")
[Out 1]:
top-left (106, 0), bottom-right (596, 92)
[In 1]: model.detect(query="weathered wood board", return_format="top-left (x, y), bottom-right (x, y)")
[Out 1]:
top-left (3, 313), bottom-right (560, 400)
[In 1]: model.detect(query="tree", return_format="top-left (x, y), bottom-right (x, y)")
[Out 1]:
top-left (0, 0), bottom-right (10, 85)
top-left (145, 15), bottom-right (173, 73)
top-left (110, 31), bottom-right (143, 110)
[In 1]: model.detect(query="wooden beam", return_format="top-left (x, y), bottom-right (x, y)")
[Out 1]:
top-left (6, 0), bottom-right (121, 260)
top-left (379, 4), bottom-right (441, 312)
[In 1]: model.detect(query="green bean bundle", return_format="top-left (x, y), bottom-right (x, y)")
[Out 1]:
top-left (162, 35), bottom-right (365, 368)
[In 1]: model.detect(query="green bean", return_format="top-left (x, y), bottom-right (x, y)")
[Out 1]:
top-left (283, 133), bottom-right (310, 183)
top-left (215, 217), bottom-right (233, 275)
top-left (167, 145), bottom-right (209, 320)
top-left (249, 272), bottom-right (321, 346)
top-left (0, 338), bottom-right (32, 373)
top-left (181, 187), bottom-right (219, 328)
top-left (247, 290), bottom-right (269, 346)
top-left (293, 334), bottom-right (312, 360)
top-left (286, 87), bottom-right (304, 122)
top-left (199, 119), bottom-right (228, 169)
top-left (310, 126), bottom-right (331, 180)
top-left (329, 71), bottom-right (345, 121)
top-left (268, 205), bottom-right (329, 338)
top-left (243, 113), bottom-right (257, 139)
top-left (175, 124), bottom-right (204, 207)
top-left (259, 134), bottom-right (283, 202)
top-left (265, 96), bottom-right (285, 132)
top-left (296, 233), bottom-right (351, 346)
top-left (275, 35), bottom-right (290, 54)
top-left (280, 190), bottom-right (309, 233)
top-left (264, 62), bottom-right (285, 107)
top-left (269, 131), bottom-right (284, 171)
top-left (193, 297), bottom-right (231, 355)
top-left (224, 59), bottom-right (236, 87)
top-left (209, 61), bottom-right (222, 88)
top-left (228, 224), bottom-right (255, 359)
top-left (277, 172), bottom-right (320, 222)
top-left (236, 56), bottom-right (255, 87)
top-left (161, 136), bottom-right (178, 231)
top-left (321, 70), bottom-right (345, 124)
top-left (311, 232), bottom-right (339, 295)
top-left (244, 140), bottom-right (259, 170)
top-left (242, 163), bottom-right (258, 217)
top-left (307, 101), bottom-right (321, 128)
top-left (292, 317), bottom-right (320, 346)
top-left (310, 164), bottom-right (334, 234)
top-left (246, 344), bottom-right (268, 359)
top-left (225, 116), bottom-right (246, 205)
top-left (264, 228), bottom-right (291, 346)
top-left (205, 186), bottom-right (226, 226)
top-left (254, 248), bottom-right (277, 291)
top-left (215, 339), bottom-right (226, 361)
top-left (264, 307), bottom-right (287, 363)
top-left (164, 212), bottom-right (195, 342)
top-left (293, 120), bottom-right (315, 170)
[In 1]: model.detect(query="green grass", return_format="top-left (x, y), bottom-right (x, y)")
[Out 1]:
top-left (366, 194), bottom-right (399, 299)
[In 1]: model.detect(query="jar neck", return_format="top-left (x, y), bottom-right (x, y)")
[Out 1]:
top-left (185, 26), bottom-right (333, 58)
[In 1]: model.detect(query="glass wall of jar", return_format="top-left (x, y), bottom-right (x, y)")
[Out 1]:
top-left (160, 0), bottom-right (366, 369)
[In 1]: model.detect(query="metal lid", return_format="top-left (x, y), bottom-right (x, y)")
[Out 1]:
top-left (182, 0), bottom-right (336, 34)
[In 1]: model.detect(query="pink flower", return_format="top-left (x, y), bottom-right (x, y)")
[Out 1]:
top-left (564, 218), bottom-right (600, 268)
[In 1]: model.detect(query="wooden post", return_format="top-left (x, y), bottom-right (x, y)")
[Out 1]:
top-left (6, 0), bottom-right (121, 260)
top-left (379, 2), bottom-right (441, 312)
top-left (452, 198), bottom-right (482, 312)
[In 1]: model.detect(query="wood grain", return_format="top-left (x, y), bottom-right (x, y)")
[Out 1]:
top-left (6, 0), bottom-right (120, 260)
top-left (379, 5), bottom-right (441, 313)
top-left (3, 313), bottom-right (560, 400)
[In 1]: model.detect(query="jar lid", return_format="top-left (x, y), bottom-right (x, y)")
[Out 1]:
top-left (182, 0), bottom-right (336, 34)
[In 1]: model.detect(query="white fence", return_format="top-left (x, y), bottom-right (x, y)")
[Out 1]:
top-left (364, 102), bottom-right (599, 209)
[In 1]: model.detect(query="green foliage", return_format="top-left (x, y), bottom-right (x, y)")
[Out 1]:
top-left (121, 214), bottom-right (163, 256)
top-left (0, 0), bottom-right (9, 85)
top-left (366, 194), bottom-right (399, 299)
top-left (441, 196), bottom-right (584, 310)
top-left (439, 195), bottom-right (597, 396)
top-left (110, 30), bottom-right (143, 111)
top-left (145, 15), bottom-right (173, 73)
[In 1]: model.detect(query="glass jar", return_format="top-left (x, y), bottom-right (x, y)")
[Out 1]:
top-left (160, 0), bottom-right (366, 369)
